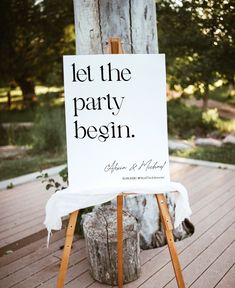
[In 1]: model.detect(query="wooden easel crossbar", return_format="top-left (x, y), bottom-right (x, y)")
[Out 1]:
top-left (57, 37), bottom-right (185, 288)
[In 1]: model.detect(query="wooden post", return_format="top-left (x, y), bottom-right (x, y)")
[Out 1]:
top-left (57, 210), bottom-right (79, 288)
top-left (156, 194), bottom-right (185, 288)
top-left (107, 37), bottom-right (124, 54)
top-left (73, 0), bottom-right (158, 55)
top-left (117, 194), bottom-right (124, 288)
top-left (108, 37), bottom-right (124, 288)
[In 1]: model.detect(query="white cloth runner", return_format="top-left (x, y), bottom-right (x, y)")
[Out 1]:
top-left (44, 181), bottom-right (192, 241)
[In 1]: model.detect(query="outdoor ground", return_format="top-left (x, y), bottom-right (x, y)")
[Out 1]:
top-left (185, 98), bottom-right (235, 119)
top-left (0, 158), bottom-right (234, 287)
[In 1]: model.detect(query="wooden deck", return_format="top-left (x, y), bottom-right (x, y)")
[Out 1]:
top-left (0, 159), bottom-right (235, 287)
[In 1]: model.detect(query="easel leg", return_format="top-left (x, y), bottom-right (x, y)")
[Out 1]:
top-left (117, 194), bottom-right (124, 288)
top-left (57, 210), bottom-right (79, 288)
top-left (155, 194), bottom-right (185, 288)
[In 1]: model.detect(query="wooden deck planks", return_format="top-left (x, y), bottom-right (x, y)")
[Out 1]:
top-left (0, 239), bottom-right (85, 288)
top-left (190, 240), bottom-right (235, 288)
top-left (162, 214), bottom-right (235, 288)
top-left (0, 180), bottom-right (54, 249)
top-left (124, 204), bottom-right (235, 287)
top-left (0, 234), bottom-right (66, 279)
top-left (0, 161), bottom-right (234, 287)
top-left (0, 222), bottom-right (47, 248)
top-left (215, 263), bottom-right (235, 288)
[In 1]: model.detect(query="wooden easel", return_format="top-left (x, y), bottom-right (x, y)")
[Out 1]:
top-left (57, 37), bottom-right (185, 288)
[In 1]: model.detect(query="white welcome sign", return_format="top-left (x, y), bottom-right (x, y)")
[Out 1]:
top-left (63, 54), bottom-right (169, 195)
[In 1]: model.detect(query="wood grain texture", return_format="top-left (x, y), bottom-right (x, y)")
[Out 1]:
top-left (73, 0), bottom-right (102, 54)
top-left (131, 0), bottom-right (158, 53)
top-left (100, 0), bottom-right (131, 53)
top-left (73, 0), bottom-right (158, 54)
top-left (83, 205), bottom-right (140, 285)
top-left (57, 211), bottom-right (79, 288)
top-left (156, 194), bottom-right (185, 288)
top-left (216, 264), bottom-right (235, 288)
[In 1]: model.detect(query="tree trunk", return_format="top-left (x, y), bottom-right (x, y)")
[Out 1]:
top-left (17, 78), bottom-right (35, 106)
top-left (202, 83), bottom-right (209, 111)
top-left (7, 90), bottom-right (11, 109)
top-left (73, 0), bottom-right (194, 249)
top-left (227, 76), bottom-right (234, 98)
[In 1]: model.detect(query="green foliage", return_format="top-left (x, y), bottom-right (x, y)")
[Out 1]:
top-left (0, 108), bottom-right (35, 123)
top-left (39, 165), bottom-right (91, 236)
top-left (202, 108), bottom-right (220, 130)
top-left (0, 124), bottom-right (33, 146)
top-left (59, 167), bottom-right (68, 183)
top-left (157, 0), bottom-right (235, 108)
top-left (32, 107), bottom-right (66, 153)
top-left (170, 144), bottom-right (235, 165)
top-left (0, 0), bottom-right (75, 97)
top-left (37, 171), bottom-right (67, 191)
top-left (202, 106), bottom-right (235, 134)
top-left (75, 207), bottom-right (93, 236)
top-left (209, 85), bottom-right (235, 106)
top-left (167, 99), bottom-right (204, 138)
top-left (6, 183), bottom-right (14, 189)
top-left (167, 99), bottom-right (235, 138)
top-left (0, 154), bottom-right (66, 181)
top-left (215, 118), bottom-right (235, 134)
top-left (0, 124), bottom-right (9, 146)
top-left (37, 91), bottom-right (64, 107)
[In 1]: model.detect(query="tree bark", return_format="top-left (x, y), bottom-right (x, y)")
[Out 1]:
top-left (202, 83), bottom-right (209, 111)
top-left (73, 0), bottom-right (194, 249)
top-left (227, 76), bottom-right (234, 98)
top-left (83, 205), bottom-right (140, 285)
top-left (73, 0), bottom-right (158, 54)
top-left (17, 78), bottom-right (35, 106)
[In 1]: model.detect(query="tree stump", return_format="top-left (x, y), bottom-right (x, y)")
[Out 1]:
top-left (83, 205), bottom-right (141, 285)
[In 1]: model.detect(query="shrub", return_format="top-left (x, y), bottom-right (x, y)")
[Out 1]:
top-left (0, 124), bottom-right (33, 146)
top-left (32, 107), bottom-right (66, 153)
top-left (0, 124), bottom-right (8, 145)
top-left (167, 99), bottom-right (204, 138)
top-left (167, 99), bottom-right (234, 138)
top-left (170, 144), bottom-right (235, 165)
top-left (202, 108), bottom-right (219, 130)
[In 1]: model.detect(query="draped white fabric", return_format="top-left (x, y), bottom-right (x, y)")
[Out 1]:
top-left (44, 181), bottom-right (192, 237)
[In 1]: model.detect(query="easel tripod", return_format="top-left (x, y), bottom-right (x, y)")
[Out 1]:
top-left (57, 37), bottom-right (185, 288)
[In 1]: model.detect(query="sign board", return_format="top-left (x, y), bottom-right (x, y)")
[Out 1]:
top-left (63, 54), bottom-right (169, 194)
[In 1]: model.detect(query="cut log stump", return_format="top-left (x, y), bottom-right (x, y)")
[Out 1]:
top-left (83, 205), bottom-right (141, 285)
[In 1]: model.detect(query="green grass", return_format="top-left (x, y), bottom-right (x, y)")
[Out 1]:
top-left (0, 125), bottom-right (33, 146)
top-left (0, 109), bottom-right (36, 123)
top-left (0, 153), bottom-right (67, 181)
top-left (170, 144), bottom-right (235, 165)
